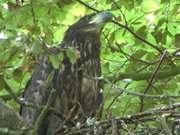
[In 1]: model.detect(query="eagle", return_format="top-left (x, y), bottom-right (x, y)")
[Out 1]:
top-left (20, 12), bottom-right (113, 135)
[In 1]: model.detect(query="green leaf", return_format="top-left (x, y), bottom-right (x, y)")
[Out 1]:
top-left (118, 0), bottom-right (135, 9)
top-left (31, 41), bottom-right (43, 56)
top-left (141, 0), bottom-right (160, 12)
top-left (131, 50), bottom-right (146, 58)
top-left (29, 25), bottom-right (41, 35)
top-left (0, 75), bottom-right (5, 90)
top-left (49, 55), bottom-right (60, 69)
top-left (135, 25), bottom-right (147, 44)
top-left (65, 47), bottom-right (78, 64)
top-left (49, 53), bottom-right (64, 69)
top-left (13, 68), bottom-right (23, 82)
top-left (175, 34), bottom-right (180, 47)
top-left (161, 0), bottom-right (170, 3)
top-left (152, 29), bottom-right (167, 44)
top-left (102, 62), bottom-right (110, 74)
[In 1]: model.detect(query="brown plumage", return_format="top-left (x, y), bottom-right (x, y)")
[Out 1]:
top-left (20, 12), bottom-right (112, 135)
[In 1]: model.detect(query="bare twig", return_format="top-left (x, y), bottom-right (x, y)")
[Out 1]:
top-left (159, 116), bottom-right (172, 135)
top-left (30, 0), bottom-right (36, 25)
top-left (75, 0), bottom-right (99, 12)
top-left (111, 118), bottom-right (119, 135)
top-left (33, 89), bottom-right (56, 134)
top-left (58, 102), bottom-right (180, 134)
top-left (139, 51), bottom-right (167, 112)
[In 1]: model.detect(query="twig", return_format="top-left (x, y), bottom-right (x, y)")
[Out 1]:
top-left (30, 0), bottom-right (36, 25)
top-left (111, 118), bottom-right (119, 135)
top-left (75, 0), bottom-right (100, 12)
top-left (3, 77), bottom-right (24, 105)
top-left (145, 51), bottom-right (167, 94)
top-left (3, 76), bottom-right (65, 121)
top-left (116, 43), bottom-right (159, 65)
top-left (159, 116), bottom-right (172, 135)
top-left (75, 0), bottom-right (175, 66)
top-left (139, 51), bottom-right (167, 112)
top-left (59, 103), bottom-right (180, 134)
top-left (33, 89), bottom-right (56, 134)
top-left (112, 20), bottom-right (163, 53)
top-left (109, 65), bottom-right (180, 82)
top-left (113, 87), bottom-right (180, 100)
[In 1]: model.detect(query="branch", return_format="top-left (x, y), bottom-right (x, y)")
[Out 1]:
top-left (112, 20), bottom-right (163, 53)
top-left (53, 83), bottom-right (180, 134)
top-left (139, 51), bottom-right (167, 112)
top-left (0, 100), bottom-right (25, 135)
top-left (2, 76), bottom-right (65, 121)
top-left (33, 89), bottom-right (56, 134)
top-left (112, 87), bottom-right (180, 100)
top-left (75, 0), bottom-right (162, 52)
top-left (75, 0), bottom-right (100, 12)
top-left (3, 77), bottom-right (23, 105)
top-left (98, 103), bottom-right (180, 131)
top-left (109, 65), bottom-right (180, 82)
top-left (30, 0), bottom-right (36, 25)
top-left (125, 102), bottom-right (180, 119)
top-left (75, 0), bottom-right (175, 66)
top-left (159, 117), bottom-right (172, 135)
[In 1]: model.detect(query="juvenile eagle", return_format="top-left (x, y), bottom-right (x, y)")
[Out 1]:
top-left (21, 12), bottom-right (112, 135)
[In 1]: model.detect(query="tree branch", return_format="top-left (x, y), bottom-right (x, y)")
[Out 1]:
top-left (33, 89), bottom-right (56, 134)
top-left (110, 65), bottom-right (180, 82)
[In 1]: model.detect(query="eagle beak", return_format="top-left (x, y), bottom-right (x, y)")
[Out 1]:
top-left (89, 12), bottom-right (113, 24)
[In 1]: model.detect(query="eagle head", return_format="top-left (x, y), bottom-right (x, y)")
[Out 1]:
top-left (64, 12), bottom-right (113, 41)
top-left (75, 11), bottom-right (113, 32)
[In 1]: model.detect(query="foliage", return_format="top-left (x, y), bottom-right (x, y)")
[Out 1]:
top-left (0, 0), bottom-right (180, 134)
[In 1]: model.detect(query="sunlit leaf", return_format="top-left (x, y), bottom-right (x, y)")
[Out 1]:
top-left (175, 34), bottom-right (180, 47)
top-left (66, 47), bottom-right (79, 64)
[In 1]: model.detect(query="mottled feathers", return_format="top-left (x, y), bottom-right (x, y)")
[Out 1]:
top-left (20, 12), bottom-right (112, 135)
